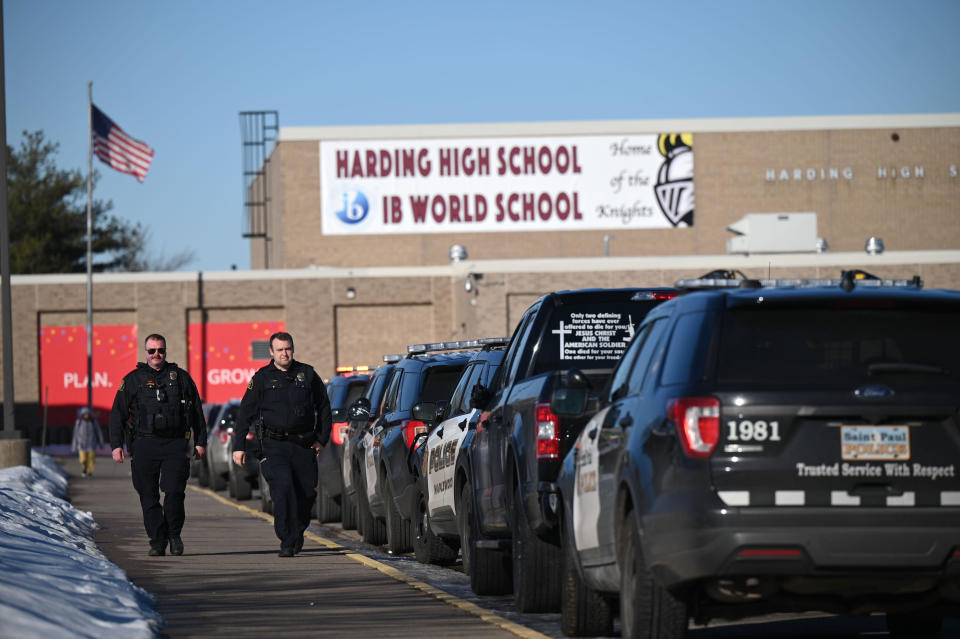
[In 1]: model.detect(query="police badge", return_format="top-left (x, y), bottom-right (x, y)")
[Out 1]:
top-left (170, 370), bottom-right (178, 380)
top-left (297, 372), bottom-right (305, 382)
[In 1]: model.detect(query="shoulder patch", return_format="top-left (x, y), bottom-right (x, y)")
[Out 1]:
top-left (247, 380), bottom-right (254, 390)
top-left (118, 380), bottom-right (125, 391)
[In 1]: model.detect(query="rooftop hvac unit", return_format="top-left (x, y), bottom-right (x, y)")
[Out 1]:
top-left (726, 213), bottom-right (818, 254)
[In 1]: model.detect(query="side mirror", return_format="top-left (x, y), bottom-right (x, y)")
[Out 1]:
top-left (331, 407), bottom-right (347, 422)
top-left (470, 383), bottom-right (493, 410)
top-left (551, 368), bottom-right (591, 417)
top-left (412, 402), bottom-right (438, 423)
top-left (349, 397), bottom-right (372, 421)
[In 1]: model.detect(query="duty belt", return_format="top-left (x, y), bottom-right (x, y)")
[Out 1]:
top-left (263, 426), bottom-right (313, 441)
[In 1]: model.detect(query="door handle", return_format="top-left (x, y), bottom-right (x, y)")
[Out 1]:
top-left (619, 415), bottom-right (634, 428)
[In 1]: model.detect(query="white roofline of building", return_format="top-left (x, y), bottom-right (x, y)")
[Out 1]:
top-left (279, 114), bottom-right (960, 141)
top-left (12, 250), bottom-right (960, 286)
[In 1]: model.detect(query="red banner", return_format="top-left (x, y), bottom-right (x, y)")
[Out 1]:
top-left (188, 321), bottom-right (285, 403)
top-left (38, 324), bottom-right (138, 426)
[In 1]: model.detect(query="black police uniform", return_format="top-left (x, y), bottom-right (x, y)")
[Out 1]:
top-left (109, 361), bottom-right (205, 554)
top-left (236, 359), bottom-right (331, 554)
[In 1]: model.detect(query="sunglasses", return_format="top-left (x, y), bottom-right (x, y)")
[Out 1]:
top-left (146, 348), bottom-right (166, 355)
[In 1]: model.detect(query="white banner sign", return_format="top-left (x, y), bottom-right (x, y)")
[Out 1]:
top-left (319, 133), bottom-right (694, 235)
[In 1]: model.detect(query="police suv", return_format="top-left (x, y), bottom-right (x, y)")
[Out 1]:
top-left (365, 342), bottom-right (475, 554)
top-left (412, 338), bottom-right (508, 566)
top-left (343, 360), bottom-right (398, 540)
top-left (316, 367), bottom-right (370, 523)
top-left (557, 272), bottom-right (960, 638)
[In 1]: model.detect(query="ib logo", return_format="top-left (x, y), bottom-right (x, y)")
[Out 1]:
top-left (334, 190), bottom-right (370, 225)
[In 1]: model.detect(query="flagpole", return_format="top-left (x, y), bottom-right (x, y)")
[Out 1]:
top-left (86, 83), bottom-right (93, 411)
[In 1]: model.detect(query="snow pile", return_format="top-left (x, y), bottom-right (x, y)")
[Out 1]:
top-left (0, 451), bottom-right (162, 638)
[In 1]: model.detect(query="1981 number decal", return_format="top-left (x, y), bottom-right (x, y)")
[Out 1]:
top-left (726, 420), bottom-right (781, 442)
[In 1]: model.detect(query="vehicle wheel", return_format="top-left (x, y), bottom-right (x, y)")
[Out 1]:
top-left (886, 612), bottom-right (943, 637)
top-left (384, 479), bottom-right (413, 554)
top-left (194, 459), bottom-right (210, 487)
top-left (316, 477), bottom-right (342, 523)
top-left (259, 465), bottom-right (273, 514)
top-left (414, 489), bottom-right (459, 565)
top-left (208, 457), bottom-right (227, 491)
top-left (619, 510), bottom-right (688, 639)
top-left (458, 481), bottom-right (511, 595)
top-left (341, 478), bottom-right (358, 530)
top-left (229, 463), bottom-right (252, 500)
top-left (359, 483), bottom-right (386, 546)
top-left (511, 482), bottom-right (561, 613)
top-left (561, 512), bottom-right (613, 636)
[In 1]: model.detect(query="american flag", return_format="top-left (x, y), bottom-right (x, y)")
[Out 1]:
top-left (91, 105), bottom-right (154, 183)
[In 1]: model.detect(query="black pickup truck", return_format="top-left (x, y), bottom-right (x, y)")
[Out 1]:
top-left (464, 287), bottom-right (676, 612)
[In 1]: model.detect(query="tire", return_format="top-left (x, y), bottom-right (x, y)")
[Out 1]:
top-left (229, 463), bottom-right (252, 500)
top-left (316, 477), bottom-right (342, 523)
top-left (459, 481), bottom-right (511, 595)
top-left (414, 489), bottom-right (459, 565)
top-left (886, 612), bottom-right (943, 637)
top-left (561, 513), bottom-right (613, 636)
top-left (511, 482), bottom-right (562, 613)
top-left (359, 483), bottom-right (386, 546)
top-left (259, 465), bottom-right (273, 515)
top-left (619, 511), bottom-right (688, 639)
top-left (341, 479), bottom-right (358, 530)
top-left (208, 457), bottom-right (227, 491)
top-left (193, 458), bottom-right (210, 487)
top-left (384, 479), bottom-right (413, 554)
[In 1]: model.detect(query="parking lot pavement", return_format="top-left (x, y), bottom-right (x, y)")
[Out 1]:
top-left (59, 455), bottom-right (531, 639)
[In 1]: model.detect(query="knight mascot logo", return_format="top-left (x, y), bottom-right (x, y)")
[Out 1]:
top-left (655, 133), bottom-right (694, 227)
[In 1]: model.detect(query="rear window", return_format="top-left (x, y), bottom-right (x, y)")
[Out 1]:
top-left (716, 308), bottom-right (960, 387)
top-left (327, 378), bottom-right (369, 410)
top-left (413, 365), bottom-right (467, 408)
top-left (533, 301), bottom-right (660, 374)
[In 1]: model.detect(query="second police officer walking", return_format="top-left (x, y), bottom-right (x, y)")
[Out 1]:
top-left (109, 333), bottom-right (206, 557)
top-left (233, 331), bottom-right (332, 557)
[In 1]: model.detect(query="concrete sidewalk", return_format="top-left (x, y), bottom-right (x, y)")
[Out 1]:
top-left (58, 455), bottom-right (530, 639)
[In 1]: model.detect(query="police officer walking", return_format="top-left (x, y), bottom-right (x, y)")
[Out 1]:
top-left (109, 334), bottom-right (206, 557)
top-left (232, 331), bottom-right (332, 557)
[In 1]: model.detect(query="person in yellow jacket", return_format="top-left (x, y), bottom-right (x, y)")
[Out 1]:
top-left (71, 407), bottom-right (104, 477)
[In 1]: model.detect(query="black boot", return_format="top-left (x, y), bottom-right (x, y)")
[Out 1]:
top-left (169, 535), bottom-right (184, 556)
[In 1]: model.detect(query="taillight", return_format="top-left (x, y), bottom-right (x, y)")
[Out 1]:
top-left (667, 397), bottom-right (720, 458)
top-left (245, 432), bottom-right (255, 441)
top-left (535, 401), bottom-right (560, 459)
top-left (402, 420), bottom-right (428, 449)
top-left (331, 422), bottom-right (348, 446)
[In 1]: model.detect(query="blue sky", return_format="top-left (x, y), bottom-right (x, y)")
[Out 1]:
top-left (6, 0), bottom-right (959, 272)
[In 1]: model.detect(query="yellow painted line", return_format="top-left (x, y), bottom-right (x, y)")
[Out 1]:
top-left (189, 486), bottom-right (549, 639)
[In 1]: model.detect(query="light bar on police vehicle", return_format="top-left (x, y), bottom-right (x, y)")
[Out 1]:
top-left (676, 270), bottom-right (923, 291)
top-left (335, 364), bottom-right (373, 375)
top-left (383, 353), bottom-right (404, 363)
top-left (478, 336), bottom-right (510, 347)
top-left (407, 337), bottom-right (509, 355)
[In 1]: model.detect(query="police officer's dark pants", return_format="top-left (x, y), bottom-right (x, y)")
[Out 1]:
top-left (260, 437), bottom-right (317, 550)
top-left (131, 436), bottom-right (190, 550)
